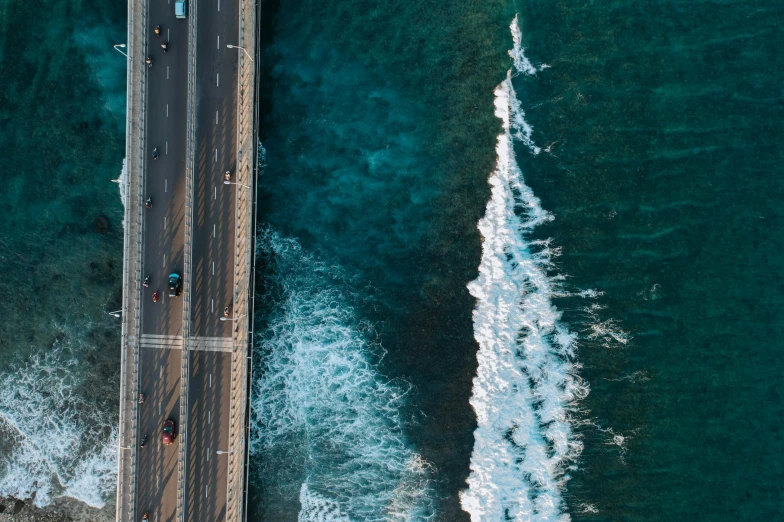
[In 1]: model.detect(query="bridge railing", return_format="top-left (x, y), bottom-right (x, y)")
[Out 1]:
top-left (117, 0), bottom-right (148, 520)
top-left (226, 0), bottom-right (257, 519)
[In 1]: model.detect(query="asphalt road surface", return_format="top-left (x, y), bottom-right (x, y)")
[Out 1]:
top-left (185, 0), bottom-right (239, 519)
top-left (137, 0), bottom-right (190, 519)
top-left (185, 351), bottom-right (232, 521)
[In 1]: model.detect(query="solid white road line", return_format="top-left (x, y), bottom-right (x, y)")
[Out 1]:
top-left (217, 73), bottom-right (219, 87)
top-left (164, 216), bottom-right (167, 229)
top-left (167, 65), bottom-right (169, 80)
top-left (214, 186), bottom-right (217, 200)
top-left (168, 28), bottom-right (170, 40)
top-left (218, 0), bottom-right (220, 11)
top-left (160, 365), bottom-right (163, 378)
top-left (215, 148), bottom-right (218, 163)
top-left (216, 111), bottom-right (218, 125)
top-left (213, 224), bottom-right (216, 237)
top-left (212, 261), bottom-right (215, 275)
top-left (217, 35), bottom-right (220, 50)
top-left (211, 299), bottom-right (214, 313)
top-left (165, 141), bottom-right (168, 154)
top-left (210, 373), bottom-right (212, 387)
top-left (163, 254), bottom-right (166, 267)
top-left (165, 179), bottom-right (168, 192)
top-left (166, 104), bottom-right (169, 117)
top-left (208, 411), bottom-right (211, 424)
top-left (206, 485), bottom-right (208, 498)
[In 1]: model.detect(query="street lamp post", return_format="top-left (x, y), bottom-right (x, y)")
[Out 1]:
top-left (220, 314), bottom-right (246, 322)
top-left (226, 44), bottom-right (253, 62)
top-left (108, 309), bottom-right (123, 318)
top-left (113, 44), bottom-right (129, 58)
top-left (223, 180), bottom-right (251, 189)
top-left (216, 450), bottom-right (233, 455)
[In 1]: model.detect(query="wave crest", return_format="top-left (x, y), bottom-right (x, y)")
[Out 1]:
top-left (250, 230), bottom-right (435, 521)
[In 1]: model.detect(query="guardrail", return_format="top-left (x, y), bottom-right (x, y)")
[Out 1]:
top-left (175, 0), bottom-right (199, 519)
top-left (116, 0), bottom-right (148, 520)
top-left (225, 0), bottom-right (257, 519)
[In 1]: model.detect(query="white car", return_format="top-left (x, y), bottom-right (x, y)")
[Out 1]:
top-left (175, 0), bottom-right (187, 19)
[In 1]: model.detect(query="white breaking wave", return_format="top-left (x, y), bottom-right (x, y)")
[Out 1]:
top-left (0, 341), bottom-right (116, 508)
top-left (460, 17), bottom-right (588, 522)
top-left (250, 230), bottom-right (435, 522)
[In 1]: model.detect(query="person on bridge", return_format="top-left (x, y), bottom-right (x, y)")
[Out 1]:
top-left (224, 170), bottom-right (231, 182)
top-left (142, 514), bottom-right (149, 521)
top-left (161, 41), bottom-right (168, 53)
top-left (224, 306), bottom-right (230, 318)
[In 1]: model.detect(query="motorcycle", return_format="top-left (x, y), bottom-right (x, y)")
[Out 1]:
top-left (140, 435), bottom-right (148, 448)
top-left (152, 147), bottom-right (159, 160)
top-left (152, 291), bottom-right (159, 303)
top-left (145, 56), bottom-right (152, 68)
top-left (142, 514), bottom-right (149, 522)
top-left (143, 276), bottom-right (151, 288)
top-left (161, 41), bottom-right (168, 53)
top-left (146, 197), bottom-right (152, 209)
top-left (138, 393), bottom-right (145, 404)
top-left (154, 26), bottom-right (161, 36)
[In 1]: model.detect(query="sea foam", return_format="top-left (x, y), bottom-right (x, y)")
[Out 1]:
top-left (460, 17), bottom-right (587, 522)
top-left (250, 230), bottom-right (434, 522)
top-left (0, 340), bottom-right (116, 508)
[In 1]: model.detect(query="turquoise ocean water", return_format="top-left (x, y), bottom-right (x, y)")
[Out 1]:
top-left (0, 0), bottom-right (782, 521)
top-left (0, 0), bottom-right (126, 508)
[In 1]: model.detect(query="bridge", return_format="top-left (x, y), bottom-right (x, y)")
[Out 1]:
top-left (115, 0), bottom-right (259, 520)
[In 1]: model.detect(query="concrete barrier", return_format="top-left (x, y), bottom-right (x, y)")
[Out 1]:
top-left (116, 0), bottom-right (149, 520)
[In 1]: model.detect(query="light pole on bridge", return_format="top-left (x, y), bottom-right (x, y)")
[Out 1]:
top-left (113, 43), bottom-right (129, 58)
top-left (226, 44), bottom-right (253, 62)
top-left (220, 314), bottom-right (246, 322)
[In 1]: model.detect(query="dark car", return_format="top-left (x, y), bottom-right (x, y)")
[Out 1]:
top-left (162, 419), bottom-right (176, 445)
top-left (168, 273), bottom-right (182, 297)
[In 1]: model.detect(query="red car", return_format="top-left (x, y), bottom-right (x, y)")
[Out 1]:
top-left (162, 419), bottom-right (176, 445)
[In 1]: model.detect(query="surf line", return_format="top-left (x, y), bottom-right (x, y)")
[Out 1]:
top-left (460, 15), bottom-right (587, 522)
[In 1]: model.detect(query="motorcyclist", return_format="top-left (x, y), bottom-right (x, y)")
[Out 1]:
top-left (152, 147), bottom-right (158, 159)
top-left (140, 435), bottom-right (147, 448)
top-left (224, 306), bottom-right (230, 318)
top-left (143, 276), bottom-right (151, 287)
top-left (146, 197), bottom-right (152, 209)
top-left (138, 393), bottom-right (145, 404)
top-left (152, 291), bottom-right (159, 303)
top-left (154, 26), bottom-right (161, 36)
top-left (161, 41), bottom-right (168, 53)
top-left (145, 56), bottom-right (152, 67)
top-left (142, 514), bottom-right (149, 522)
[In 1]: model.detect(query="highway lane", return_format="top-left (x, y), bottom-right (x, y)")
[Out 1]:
top-left (190, 0), bottom-right (238, 338)
top-left (137, 1), bottom-right (190, 520)
top-left (137, 347), bottom-right (182, 522)
top-left (185, 351), bottom-right (232, 522)
top-left (185, 0), bottom-right (239, 518)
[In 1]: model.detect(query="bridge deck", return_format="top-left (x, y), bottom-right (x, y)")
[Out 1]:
top-left (117, 0), bottom-right (258, 519)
